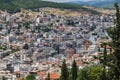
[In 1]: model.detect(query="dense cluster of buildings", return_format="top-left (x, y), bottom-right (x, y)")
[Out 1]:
top-left (0, 9), bottom-right (114, 80)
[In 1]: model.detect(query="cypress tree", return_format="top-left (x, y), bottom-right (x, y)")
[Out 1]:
top-left (96, 3), bottom-right (120, 80)
top-left (60, 59), bottom-right (69, 80)
top-left (105, 2), bottom-right (120, 80)
top-left (101, 43), bottom-right (107, 69)
top-left (112, 3), bottom-right (120, 79)
top-left (71, 60), bottom-right (78, 80)
top-left (46, 73), bottom-right (50, 80)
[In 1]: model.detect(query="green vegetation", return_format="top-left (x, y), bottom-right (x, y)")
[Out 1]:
top-left (60, 59), bottom-right (69, 80)
top-left (78, 65), bottom-right (103, 80)
top-left (0, 45), bottom-right (7, 50)
top-left (105, 3), bottom-right (120, 79)
top-left (78, 2), bottom-right (120, 80)
top-left (71, 60), bottom-right (78, 80)
top-left (60, 60), bottom-right (104, 80)
top-left (8, 49), bottom-right (19, 54)
top-left (0, 0), bottom-right (99, 14)
top-left (60, 3), bottom-right (120, 80)
top-left (26, 74), bottom-right (35, 80)
top-left (107, 27), bottom-right (114, 38)
top-left (46, 73), bottom-right (50, 80)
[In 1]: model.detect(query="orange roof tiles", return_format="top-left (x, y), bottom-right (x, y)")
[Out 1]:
top-left (50, 73), bottom-right (60, 79)
top-left (76, 61), bottom-right (83, 66)
top-left (37, 71), bottom-right (46, 75)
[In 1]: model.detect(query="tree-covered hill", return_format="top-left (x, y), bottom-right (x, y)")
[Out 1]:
top-left (66, 0), bottom-right (120, 8)
top-left (0, 0), bottom-right (99, 14)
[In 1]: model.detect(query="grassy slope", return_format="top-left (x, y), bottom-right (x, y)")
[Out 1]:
top-left (0, 0), bottom-right (100, 14)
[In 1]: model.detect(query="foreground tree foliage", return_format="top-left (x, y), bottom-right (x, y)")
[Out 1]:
top-left (105, 2), bottom-right (120, 80)
top-left (60, 59), bottom-right (69, 80)
top-left (71, 60), bottom-right (78, 80)
top-left (78, 65), bottom-right (103, 80)
top-left (26, 74), bottom-right (35, 80)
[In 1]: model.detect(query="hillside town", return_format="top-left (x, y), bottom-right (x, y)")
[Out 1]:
top-left (0, 8), bottom-right (114, 80)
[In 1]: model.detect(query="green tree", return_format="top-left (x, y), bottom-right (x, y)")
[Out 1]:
top-left (60, 59), bottom-right (69, 80)
top-left (71, 60), bottom-right (78, 80)
top-left (46, 73), bottom-right (50, 80)
top-left (26, 74), bottom-right (35, 80)
top-left (113, 3), bottom-right (120, 79)
top-left (78, 65), bottom-right (103, 80)
top-left (107, 3), bottom-right (120, 80)
top-left (78, 67), bottom-right (91, 80)
top-left (99, 43), bottom-right (108, 80)
top-left (100, 3), bottom-right (120, 80)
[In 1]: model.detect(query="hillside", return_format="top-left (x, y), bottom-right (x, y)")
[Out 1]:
top-left (67, 0), bottom-right (119, 8)
top-left (0, 0), bottom-right (99, 14)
